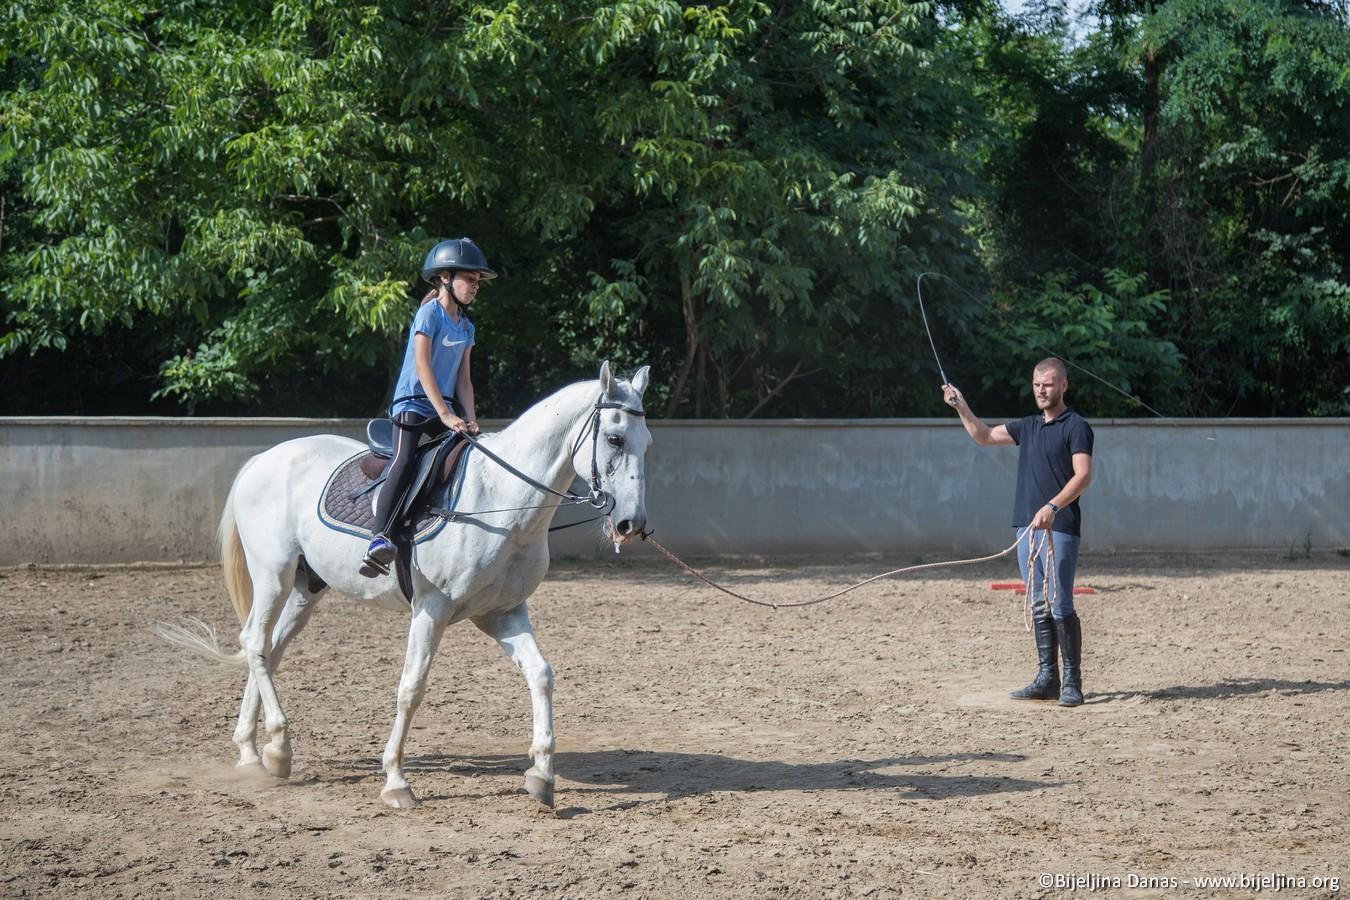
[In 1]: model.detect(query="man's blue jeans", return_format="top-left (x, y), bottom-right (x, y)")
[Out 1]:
top-left (1015, 528), bottom-right (1080, 619)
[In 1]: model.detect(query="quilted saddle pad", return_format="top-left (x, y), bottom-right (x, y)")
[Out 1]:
top-left (316, 450), bottom-right (464, 544)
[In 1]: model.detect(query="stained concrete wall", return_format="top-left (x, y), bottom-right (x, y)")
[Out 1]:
top-left (2, 417), bottom-right (1347, 565)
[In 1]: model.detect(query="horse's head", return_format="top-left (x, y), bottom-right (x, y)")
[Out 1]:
top-left (573, 360), bottom-right (652, 545)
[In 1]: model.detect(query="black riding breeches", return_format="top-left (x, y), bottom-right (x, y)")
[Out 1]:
top-left (372, 411), bottom-right (449, 536)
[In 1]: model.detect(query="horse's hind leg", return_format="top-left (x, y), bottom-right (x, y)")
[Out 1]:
top-left (473, 603), bottom-right (555, 807)
top-left (234, 585), bottom-right (322, 770)
top-left (237, 562), bottom-right (300, 778)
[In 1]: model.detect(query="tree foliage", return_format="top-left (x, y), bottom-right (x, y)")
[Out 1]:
top-left (2, 0), bottom-right (1347, 418)
top-left (966, 0), bottom-right (1350, 415)
top-left (1139, 0), bottom-right (1350, 414)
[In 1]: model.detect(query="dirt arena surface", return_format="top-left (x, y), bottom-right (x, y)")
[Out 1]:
top-left (2, 550), bottom-right (1348, 899)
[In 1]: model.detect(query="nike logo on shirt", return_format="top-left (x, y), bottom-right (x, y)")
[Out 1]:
top-left (441, 337), bottom-right (466, 348)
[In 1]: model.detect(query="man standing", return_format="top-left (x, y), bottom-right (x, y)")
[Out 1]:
top-left (942, 358), bottom-right (1094, 707)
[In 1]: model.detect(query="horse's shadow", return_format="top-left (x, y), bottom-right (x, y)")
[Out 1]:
top-left (340, 749), bottom-right (1053, 806)
top-left (1090, 677), bottom-right (1350, 704)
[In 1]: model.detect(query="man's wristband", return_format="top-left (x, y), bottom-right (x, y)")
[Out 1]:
top-left (1046, 502), bottom-right (1060, 513)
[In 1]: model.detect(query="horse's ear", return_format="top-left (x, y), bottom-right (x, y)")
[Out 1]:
top-left (631, 365), bottom-right (650, 396)
top-left (599, 360), bottom-right (616, 397)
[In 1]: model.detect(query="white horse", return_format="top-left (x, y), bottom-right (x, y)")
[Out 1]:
top-left (159, 362), bottom-right (651, 809)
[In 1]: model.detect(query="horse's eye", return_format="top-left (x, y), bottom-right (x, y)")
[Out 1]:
top-left (606, 434), bottom-right (624, 449)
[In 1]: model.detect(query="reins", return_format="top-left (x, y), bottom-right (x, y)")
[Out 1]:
top-left (456, 432), bottom-right (600, 507)
top-left (433, 395), bottom-right (642, 532)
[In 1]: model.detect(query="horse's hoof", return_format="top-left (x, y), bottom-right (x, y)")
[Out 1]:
top-left (261, 746), bottom-right (292, 780)
top-left (381, 785), bottom-right (418, 809)
top-left (235, 759), bottom-right (268, 777)
top-left (524, 772), bottom-right (555, 808)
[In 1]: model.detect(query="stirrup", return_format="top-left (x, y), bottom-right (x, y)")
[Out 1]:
top-left (360, 533), bottom-right (396, 578)
top-left (359, 548), bottom-right (392, 578)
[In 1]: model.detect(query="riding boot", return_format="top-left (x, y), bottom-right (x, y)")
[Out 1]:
top-left (1055, 613), bottom-right (1084, 707)
top-left (1009, 612), bottom-right (1060, 700)
top-left (362, 470), bottom-right (410, 577)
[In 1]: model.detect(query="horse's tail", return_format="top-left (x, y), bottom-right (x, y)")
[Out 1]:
top-left (151, 617), bottom-right (247, 668)
top-left (218, 466), bottom-right (254, 626)
top-left (151, 459), bottom-right (256, 668)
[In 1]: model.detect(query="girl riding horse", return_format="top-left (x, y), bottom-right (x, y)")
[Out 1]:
top-left (362, 238), bottom-right (495, 577)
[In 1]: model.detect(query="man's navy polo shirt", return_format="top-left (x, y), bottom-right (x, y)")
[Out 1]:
top-left (1005, 407), bottom-right (1094, 536)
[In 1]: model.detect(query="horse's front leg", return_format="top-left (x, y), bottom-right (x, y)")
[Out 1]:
top-left (473, 602), bottom-right (555, 808)
top-left (381, 598), bottom-right (450, 809)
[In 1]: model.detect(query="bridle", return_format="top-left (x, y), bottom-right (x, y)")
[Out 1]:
top-left (573, 397), bottom-right (647, 508)
top-left (446, 394), bottom-right (644, 527)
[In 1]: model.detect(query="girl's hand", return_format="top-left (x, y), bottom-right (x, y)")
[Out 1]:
top-left (465, 419), bottom-right (480, 436)
top-left (441, 411), bottom-right (468, 432)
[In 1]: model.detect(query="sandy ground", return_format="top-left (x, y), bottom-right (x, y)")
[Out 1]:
top-left (1, 550), bottom-right (1348, 899)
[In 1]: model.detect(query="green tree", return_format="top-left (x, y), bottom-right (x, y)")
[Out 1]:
top-left (6, 0), bottom-right (1346, 419)
top-left (565, 1), bottom-right (989, 417)
top-left (978, 268), bottom-right (1184, 415)
top-left (964, 0), bottom-right (1350, 416)
top-left (1137, 0), bottom-right (1350, 414)
top-left (1, 1), bottom-right (991, 417)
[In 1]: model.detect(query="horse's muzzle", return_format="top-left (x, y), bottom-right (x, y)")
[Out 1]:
top-left (608, 515), bottom-right (647, 544)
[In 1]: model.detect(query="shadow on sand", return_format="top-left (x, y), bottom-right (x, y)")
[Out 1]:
top-left (332, 748), bottom-right (1055, 810)
top-left (1089, 678), bottom-right (1350, 704)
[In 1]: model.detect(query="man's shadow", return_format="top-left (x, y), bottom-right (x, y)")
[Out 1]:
top-left (356, 749), bottom-right (1054, 809)
top-left (1090, 678), bottom-right (1350, 703)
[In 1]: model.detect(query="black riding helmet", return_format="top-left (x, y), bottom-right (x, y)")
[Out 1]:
top-left (421, 237), bottom-right (498, 283)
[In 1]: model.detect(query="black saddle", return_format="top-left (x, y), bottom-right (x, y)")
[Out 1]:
top-left (364, 417), bottom-right (469, 523)
top-left (364, 417), bottom-right (401, 460)
top-left (358, 418), bottom-right (465, 496)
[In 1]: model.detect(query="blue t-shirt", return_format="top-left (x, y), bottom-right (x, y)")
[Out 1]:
top-left (390, 299), bottom-right (475, 418)
top-left (1005, 407), bottom-right (1094, 536)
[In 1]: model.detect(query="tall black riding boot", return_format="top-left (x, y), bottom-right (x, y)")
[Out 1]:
top-left (1055, 613), bottom-right (1083, 707)
top-left (1009, 613), bottom-right (1060, 700)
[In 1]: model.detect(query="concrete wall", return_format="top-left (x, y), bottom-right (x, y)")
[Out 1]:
top-left (2, 417), bottom-right (1347, 564)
